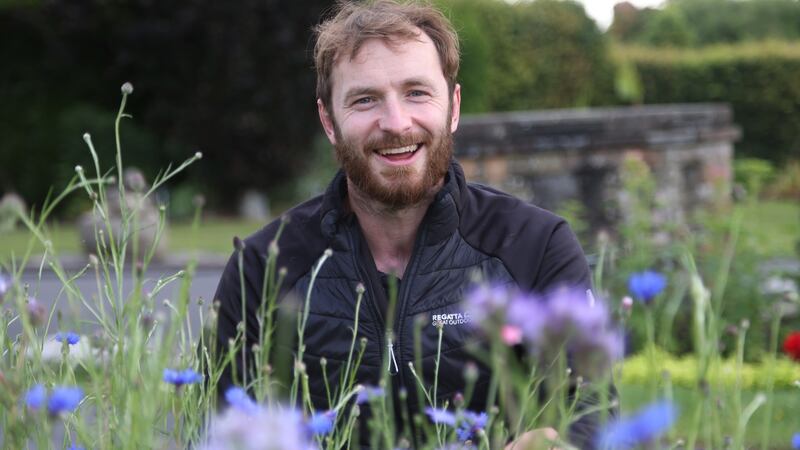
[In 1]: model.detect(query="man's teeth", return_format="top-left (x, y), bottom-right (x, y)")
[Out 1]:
top-left (377, 144), bottom-right (417, 155)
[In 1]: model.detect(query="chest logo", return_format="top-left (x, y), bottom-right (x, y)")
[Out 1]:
top-left (431, 312), bottom-right (472, 326)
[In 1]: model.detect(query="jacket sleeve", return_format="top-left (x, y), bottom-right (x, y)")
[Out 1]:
top-left (532, 220), bottom-right (592, 293)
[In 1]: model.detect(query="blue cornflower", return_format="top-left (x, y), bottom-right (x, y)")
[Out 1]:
top-left (47, 386), bottom-right (84, 416)
top-left (597, 401), bottom-right (677, 449)
top-left (68, 446), bottom-right (85, 450)
top-left (355, 385), bottom-right (385, 405)
top-left (628, 270), bottom-right (667, 304)
top-left (55, 331), bottom-right (80, 345)
top-left (307, 409), bottom-right (337, 435)
top-left (426, 407), bottom-right (488, 442)
top-left (455, 411), bottom-right (488, 441)
top-left (425, 407), bottom-right (456, 426)
top-left (24, 384), bottom-right (46, 410)
top-left (163, 368), bottom-right (203, 387)
top-left (224, 386), bottom-right (259, 415)
top-left (792, 432), bottom-right (800, 449)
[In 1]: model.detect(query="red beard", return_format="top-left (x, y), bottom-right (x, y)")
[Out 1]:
top-left (333, 124), bottom-right (453, 209)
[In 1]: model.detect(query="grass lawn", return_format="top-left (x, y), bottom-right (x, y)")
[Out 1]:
top-left (0, 218), bottom-right (266, 262)
top-left (739, 200), bottom-right (800, 258)
top-left (2, 199), bottom-right (797, 262)
top-left (619, 384), bottom-right (800, 449)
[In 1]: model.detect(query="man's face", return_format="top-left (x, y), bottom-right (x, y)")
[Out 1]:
top-left (318, 30), bottom-right (461, 209)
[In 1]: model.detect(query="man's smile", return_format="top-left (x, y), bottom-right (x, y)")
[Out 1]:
top-left (374, 143), bottom-right (422, 163)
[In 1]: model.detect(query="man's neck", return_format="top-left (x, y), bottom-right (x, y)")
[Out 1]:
top-left (347, 179), bottom-right (442, 278)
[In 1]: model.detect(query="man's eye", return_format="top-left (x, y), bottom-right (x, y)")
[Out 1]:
top-left (353, 97), bottom-right (373, 105)
top-left (409, 90), bottom-right (428, 97)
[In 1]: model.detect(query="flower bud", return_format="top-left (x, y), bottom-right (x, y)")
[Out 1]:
top-left (26, 297), bottom-right (47, 327)
top-left (233, 236), bottom-right (245, 251)
top-left (194, 151), bottom-right (203, 160)
top-left (355, 283), bottom-right (365, 295)
top-left (453, 392), bottom-right (464, 408)
top-left (621, 296), bottom-right (633, 311)
top-left (464, 361), bottom-right (478, 382)
top-left (121, 82), bottom-right (134, 95)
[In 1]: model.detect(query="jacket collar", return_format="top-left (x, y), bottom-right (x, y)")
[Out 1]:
top-left (319, 160), bottom-right (466, 245)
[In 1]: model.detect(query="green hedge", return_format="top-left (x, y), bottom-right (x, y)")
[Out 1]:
top-left (437, 0), bottom-right (615, 113)
top-left (621, 350), bottom-right (800, 390)
top-left (615, 41), bottom-right (800, 162)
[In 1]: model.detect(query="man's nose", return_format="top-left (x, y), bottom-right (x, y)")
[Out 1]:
top-left (378, 96), bottom-right (413, 134)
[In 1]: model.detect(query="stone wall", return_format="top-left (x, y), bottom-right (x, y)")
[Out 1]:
top-left (454, 103), bottom-right (740, 233)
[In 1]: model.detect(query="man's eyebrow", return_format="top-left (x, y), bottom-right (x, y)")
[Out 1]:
top-left (401, 77), bottom-right (437, 90)
top-left (342, 78), bottom-right (440, 102)
top-left (342, 86), bottom-right (381, 102)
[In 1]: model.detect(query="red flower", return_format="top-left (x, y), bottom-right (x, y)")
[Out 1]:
top-left (784, 331), bottom-right (800, 361)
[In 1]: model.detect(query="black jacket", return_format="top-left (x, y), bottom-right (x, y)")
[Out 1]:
top-left (212, 161), bottom-right (603, 447)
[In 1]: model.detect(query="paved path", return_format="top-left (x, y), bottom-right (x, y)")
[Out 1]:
top-left (10, 254), bottom-right (226, 340)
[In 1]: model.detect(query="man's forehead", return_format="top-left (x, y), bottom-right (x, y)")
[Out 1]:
top-left (329, 32), bottom-right (442, 97)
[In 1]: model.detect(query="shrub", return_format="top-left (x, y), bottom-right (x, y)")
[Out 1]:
top-left (614, 41), bottom-right (800, 163)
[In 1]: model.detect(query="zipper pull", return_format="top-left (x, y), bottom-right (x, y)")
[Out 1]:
top-left (387, 338), bottom-right (400, 375)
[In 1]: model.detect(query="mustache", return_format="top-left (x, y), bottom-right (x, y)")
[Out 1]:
top-left (362, 131), bottom-right (431, 151)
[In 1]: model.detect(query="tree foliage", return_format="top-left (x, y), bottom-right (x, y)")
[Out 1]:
top-left (0, 0), bottom-right (331, 214)
top-left (439, 0), bottom-right (615, 113)
top-left (612, 0), bottom-right (800, 46)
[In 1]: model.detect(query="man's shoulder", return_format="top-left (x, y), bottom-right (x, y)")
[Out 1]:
top-left (243, 194), bottom-right (326, 252)
top-left (458, 181), bottom-right (588, 291)
top-left (461, 181), bottom-right (565, 235)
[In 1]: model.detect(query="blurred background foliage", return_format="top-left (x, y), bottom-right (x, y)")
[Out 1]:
top-left (1, 0), bottom-right (799, 217)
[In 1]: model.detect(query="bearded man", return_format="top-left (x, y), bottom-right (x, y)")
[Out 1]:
top-left (211, 1), bottom-right (608, 448)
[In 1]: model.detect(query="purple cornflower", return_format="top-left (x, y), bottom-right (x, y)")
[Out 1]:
top-left (200, 406), bottom-right (316, 450)
top-left (163, 368), bottom-right (203, 387)
top-left (224, 387), bottom-right (259, 415)
top-left (792, 433), bottom-right (800, 449)
top-left (628, 270), bottom-right (667, 304)
top-left (47, 386), bottom-right (84, 416)
top-left (465, 284), bottom-right (623, 378)
top-left (0, 272), bottom-right (11, 302)
top-left (597, 401), bottom-right (677, 449)
top-left (24, 384), bottom-right (46, 410)
top-left (307, 409), bottom-right (337, 436)
top-left (55, 331), bottom-right (80, 345)
top-left (355, 385), bottom-right (385, 405)
top-left (463, 284), bottom-right (515, 324)
top-left (531, 288), bottom-right (623, 378)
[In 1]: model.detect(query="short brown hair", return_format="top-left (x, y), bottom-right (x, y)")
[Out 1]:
top-left (314, 0), bottom-right (460, 111)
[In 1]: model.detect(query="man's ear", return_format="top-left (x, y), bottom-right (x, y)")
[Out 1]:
top-left (450, 83), bottom-right (462, 133)
top-left (317, 99), bottom-right (337, 145)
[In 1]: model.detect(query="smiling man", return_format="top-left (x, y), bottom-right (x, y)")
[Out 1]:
top-left (212, 1), bottom-right (605, 448)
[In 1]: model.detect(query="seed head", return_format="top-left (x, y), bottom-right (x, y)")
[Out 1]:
top-left (194, 151), bottom-right (203, 159)
top-left (120, 82), bottom-right (134, 95)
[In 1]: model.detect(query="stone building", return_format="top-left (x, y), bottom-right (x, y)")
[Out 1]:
top-left (454, 103), bottom-right (740, 235)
